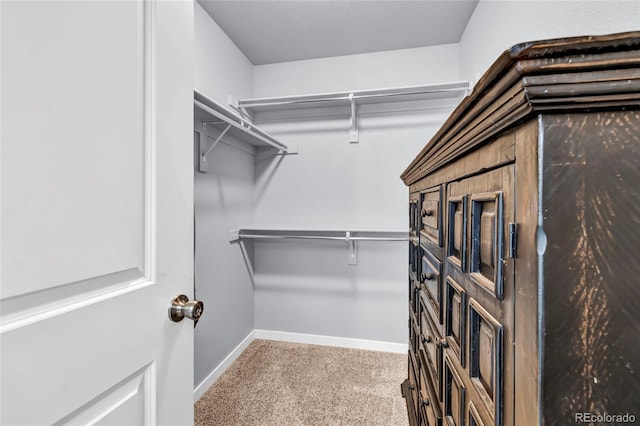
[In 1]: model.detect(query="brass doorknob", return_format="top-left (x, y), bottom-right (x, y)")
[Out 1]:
top-left (169, 294), bottom-right (204, 322)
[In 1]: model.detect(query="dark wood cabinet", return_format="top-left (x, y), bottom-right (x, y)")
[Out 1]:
top-left (401, 32), bottom-right (640, 426)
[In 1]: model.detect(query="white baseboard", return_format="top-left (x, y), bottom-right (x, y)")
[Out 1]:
top-left (253, 329), bottom-right (408, 354)
top-left (193, 330), bottom-right (255, 402)
top-left (193, 330), bottom-right (408, 401)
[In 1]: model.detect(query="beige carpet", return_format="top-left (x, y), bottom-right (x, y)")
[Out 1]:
top-left (194, 339), bottom-right (409, 426)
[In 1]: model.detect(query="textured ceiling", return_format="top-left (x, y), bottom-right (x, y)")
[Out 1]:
top-left (198, 0), bottom-right (479, 65)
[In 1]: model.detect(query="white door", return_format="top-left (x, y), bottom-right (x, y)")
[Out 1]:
top-left (1, 1), bottom-right (194, 425)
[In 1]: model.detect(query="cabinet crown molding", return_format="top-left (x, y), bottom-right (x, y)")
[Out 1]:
top-left (401, 31), bottom-right (640, 185)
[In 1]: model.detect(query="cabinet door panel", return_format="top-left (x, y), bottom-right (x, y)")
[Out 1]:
top-left (469, 401), bottom-right (487, 426)
top-left (410, 195), bottom-right (420, 247)
top-left (470, 192), bottom-right (504, 299)
top-left (410, 314), bottom-right (419, 354)
top-left (447, 196), bottom-right (467, 271)
top-left (421, 249), bottom-right (443, 325)
top-left (420, 297), bottom-right (442, 399)
top-left (469, 299), bottom-right (503, 425)
top-left (444, 356), bottom-right (465, 426)
top-left (445, 277), bottom-right (466, 367)
top-left (410, 242), bottom-right (419, 281)
top-left (444, 164), bottom-right (514, 426)
top-left (421, 186), bottom-right (443, 247)
top-left (408, 352), bottom-right (420, 417)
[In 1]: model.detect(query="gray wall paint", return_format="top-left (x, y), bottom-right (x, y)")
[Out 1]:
top-left (193, 2), bottom-right (255, 387)
top-left (251, 45), bottom-right (462, 345)
top-left (193, 131), bottom-right (256, 386)
top-left (252, 102), bottom-right (457, 344)
top-left (253, 43), bottom-right (461, 97)
top-left (194, 1), bottom-right (253, 104)
top-left (248, 45), bottom-right (460, 344)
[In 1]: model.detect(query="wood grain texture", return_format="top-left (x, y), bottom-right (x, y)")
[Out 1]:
top-left (541, 111), bottom-right (640, 424)
top-left (512, 120), bottom-right (540, 426)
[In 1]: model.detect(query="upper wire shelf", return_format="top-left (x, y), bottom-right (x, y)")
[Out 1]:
top-left (194, 89), bottom-right (293, 172)
top-left (235, 81), bottom-right (470, 143)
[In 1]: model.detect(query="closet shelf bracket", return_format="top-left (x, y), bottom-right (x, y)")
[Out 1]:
top-left (346, 231), bottom-right (357, 264)
top-left (349, 93), bottom-right (358, 143)
top-left (200, 124), bottom-right (231, 170)
top-left (195, 89), bottom-right (293, 173)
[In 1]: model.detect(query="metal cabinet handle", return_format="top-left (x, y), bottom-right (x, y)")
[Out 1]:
top-left (421, 209), bottom-right (433, 217)
top-left (421, 272), bottom-right (435, 281)
top-left (422, 336), bottom-right (432, 344)
top-left (421, 397), bottom-right (430, 407)
top-left (169, 294), bottom-right (204, 322)
top-left (437, 339), bottom-right (449, 349)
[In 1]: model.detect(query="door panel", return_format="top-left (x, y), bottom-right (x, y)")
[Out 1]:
top-left (1, 1), bottom-right (194, 425)
top-left (53, 364), bottom-right (154, 425)
top-left (1, 0), bottom-right (146, 298)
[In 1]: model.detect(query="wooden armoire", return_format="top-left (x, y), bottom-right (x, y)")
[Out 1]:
top-left (401, 32), bottom-right (640, 426)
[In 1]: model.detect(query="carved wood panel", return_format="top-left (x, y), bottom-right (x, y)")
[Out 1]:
top-left (421, 249), bottom-right (443, 326)
top-left (420, 186), bottom-right (443, 248)
top-left (444, 164), bottom-right (515, 426)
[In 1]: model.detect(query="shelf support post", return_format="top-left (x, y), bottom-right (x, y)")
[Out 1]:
top-left (346, 231), bottom-right (358, 265)
top-left (349, 93), bottom-right (359, 143)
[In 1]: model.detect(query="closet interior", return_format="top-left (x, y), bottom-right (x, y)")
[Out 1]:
top-left (191, 1), bottom-right (472, 399)
top-left (191, 1), bottom-right (640, 418)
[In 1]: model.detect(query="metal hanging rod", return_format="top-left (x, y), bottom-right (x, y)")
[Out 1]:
top-left (230, 228), bottom-right (408, 265)
top-left (236, 233), bottom-right (408, 242)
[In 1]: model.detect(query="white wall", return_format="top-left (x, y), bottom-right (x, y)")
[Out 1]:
top-left (193, 2), bottom-right (255, 388)
top-left (194, 1), bottom-right (253, 104)
top-left (251, 47), bottom-right (462, 344)
top-left (254, 43), bottom-right (461, 97)
top-left (460, 0), bottom-right (640, 85)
